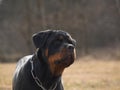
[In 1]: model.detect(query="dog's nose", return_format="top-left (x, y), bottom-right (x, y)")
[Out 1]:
top-left (67, 44), bottom-right (74, 51)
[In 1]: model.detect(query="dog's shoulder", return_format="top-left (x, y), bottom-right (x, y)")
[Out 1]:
top-left (15, 55), bottom-right (32, 74)
top-left (17, 55), bottom-right (32, 67)
top-left (13, 55), bottom-right (33, 89)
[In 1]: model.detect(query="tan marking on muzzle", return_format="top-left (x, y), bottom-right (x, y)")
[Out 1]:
top-left (48, 48), bottom-right (76, 76)
top-left (48, 48), bottom-right (67, 76)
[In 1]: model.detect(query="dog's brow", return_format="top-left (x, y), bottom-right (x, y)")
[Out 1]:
top-left (59, 35), bottom-right (64, 39)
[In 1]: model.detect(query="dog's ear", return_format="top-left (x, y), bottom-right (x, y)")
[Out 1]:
top-left (32, 30), bottom-right (53, 48)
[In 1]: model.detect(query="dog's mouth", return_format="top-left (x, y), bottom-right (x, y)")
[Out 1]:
top-left (54, 53), bottom-right (75, 67)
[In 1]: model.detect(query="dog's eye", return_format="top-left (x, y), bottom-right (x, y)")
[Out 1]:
top-left (56, 36), bottom-right (64, 42)
top-left (56, 38), bottom-right (63, 44)
top-left (52, 38), bottom-right (63, 47)
top-left (57, 38), bottom-right (63, 42)
top-left (58, 36), bottom-right (64, 41)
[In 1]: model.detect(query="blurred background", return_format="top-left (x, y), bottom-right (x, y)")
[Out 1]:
top-left (0, 0), bottom-right (120, 90)
top-left (0, 0), bottom-right (120, 62)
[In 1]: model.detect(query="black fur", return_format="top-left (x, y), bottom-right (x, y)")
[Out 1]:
top-left (12, 30), bottom-right (76, 90)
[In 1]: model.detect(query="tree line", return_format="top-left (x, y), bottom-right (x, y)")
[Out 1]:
top-left (0, 0), bottom-right (120, 62)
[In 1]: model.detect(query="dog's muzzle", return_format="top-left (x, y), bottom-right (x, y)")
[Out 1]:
top-left (54, 44), bottom-right (76, 67)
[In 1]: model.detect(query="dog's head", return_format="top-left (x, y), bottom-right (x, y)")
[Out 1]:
top-left (33, 30), bottom-right (76, 76)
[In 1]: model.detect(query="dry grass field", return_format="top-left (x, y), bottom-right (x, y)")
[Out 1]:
top-left (0, 57), bottom-right (120, 90)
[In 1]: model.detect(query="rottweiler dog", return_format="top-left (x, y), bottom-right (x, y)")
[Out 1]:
top-left (12, 30), bottom-right (76, 90)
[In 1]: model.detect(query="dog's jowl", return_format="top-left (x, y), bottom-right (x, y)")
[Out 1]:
top-left (12, 30), bottom-right (76, 90)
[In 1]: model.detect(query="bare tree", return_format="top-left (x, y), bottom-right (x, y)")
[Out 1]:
top-left (36, 0), bottom-right (46, 29)
top-left (115, 0), bottom-right (120, 15)
top-left (18, 0), bottom-right (33, 53)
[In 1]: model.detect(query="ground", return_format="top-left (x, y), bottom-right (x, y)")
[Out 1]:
top-left (0, 57), bottom-right (120, 90)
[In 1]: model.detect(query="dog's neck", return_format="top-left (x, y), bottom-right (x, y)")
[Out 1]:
top-left (31, 54), bottom-right (61, 89)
